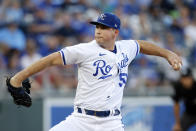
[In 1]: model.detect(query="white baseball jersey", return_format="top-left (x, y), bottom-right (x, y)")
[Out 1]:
top-left (59, 40), bottom-right (140, 111)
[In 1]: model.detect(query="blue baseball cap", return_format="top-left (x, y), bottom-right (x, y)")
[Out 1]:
top-left (90, 13), bottom-right (121, 30)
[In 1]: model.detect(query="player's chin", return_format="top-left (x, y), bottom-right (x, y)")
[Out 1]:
top-left (95, 38), bottom-right (104, 44)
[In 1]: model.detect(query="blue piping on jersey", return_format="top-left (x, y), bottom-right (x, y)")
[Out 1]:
top-left (134, 40), bottom-right (139, 57)
top-left (60, 51), bottom-right (66, 65)
top-left (110, 45), bottom-right (117, 54)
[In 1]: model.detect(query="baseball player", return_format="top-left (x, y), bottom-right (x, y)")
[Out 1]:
top-left (6, 13), bottom-right (182, 131)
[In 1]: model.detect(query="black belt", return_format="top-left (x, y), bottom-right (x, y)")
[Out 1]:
top-left (77, 107), bottom-right (120, 117)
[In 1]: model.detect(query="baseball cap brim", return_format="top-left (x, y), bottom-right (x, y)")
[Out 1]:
top-left (90, 21), bottom-right (114, 29)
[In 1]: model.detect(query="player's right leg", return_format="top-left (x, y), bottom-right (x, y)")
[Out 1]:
top-left (49, 114), bottom-right (79, 131)
top-left (49, 113), bottom-right (96, 131)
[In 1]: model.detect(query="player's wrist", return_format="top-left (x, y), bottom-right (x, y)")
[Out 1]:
top-left (10, 77), bottom-right (22, 88)
top-left (163, 50), bottom-right (172, 59)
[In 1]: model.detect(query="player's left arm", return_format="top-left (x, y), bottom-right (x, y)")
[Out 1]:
top-left (137, 40), bottom-right (182, 71)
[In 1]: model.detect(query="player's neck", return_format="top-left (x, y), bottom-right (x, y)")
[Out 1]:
top-left (98, 41), bottom-right (115, 51)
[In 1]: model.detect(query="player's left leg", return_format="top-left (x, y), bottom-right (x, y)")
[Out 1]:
top-left (98, 115), bottom-right (124, 131)
top-left (110, 126), bottom-right (124, 131)
top-left (49, 114), bottom-right (80, 131)
top-left (50, 113), bottom-right (98, 131)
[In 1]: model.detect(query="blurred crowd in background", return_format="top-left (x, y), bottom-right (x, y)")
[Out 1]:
top-left (0, 0), bottom-right (196, 98)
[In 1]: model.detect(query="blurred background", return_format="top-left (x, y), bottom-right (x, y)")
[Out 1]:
top-left (0, 0), bottom-right (196, 131)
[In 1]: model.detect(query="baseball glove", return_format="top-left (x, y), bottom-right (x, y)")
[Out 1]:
top-left (6, 77), bottom-right (32, 107)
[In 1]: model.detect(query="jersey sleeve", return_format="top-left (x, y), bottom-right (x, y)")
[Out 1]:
top-left (59, 44), bottom-right (84, 65)
top-left (121, 40), bottom-right (140, 62)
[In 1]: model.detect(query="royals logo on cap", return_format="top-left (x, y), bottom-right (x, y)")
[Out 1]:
top-left (90, 13), bottom-right (121, 30)
top-left (99, 14), bottom-right (106, 20)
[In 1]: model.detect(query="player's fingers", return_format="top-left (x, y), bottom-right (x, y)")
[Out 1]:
top-left (171, 58), bottom-right (180, 70)
top-left (171, 55), bottom-right (183, 70)
top-left (176, 56), bottom-right (182, 65)
top-left (177, 57), bottom-right (182, 70)
top-left (172, 62), bottom-right (182, 71)
top-left (167, 52), bottom-right (182, 70)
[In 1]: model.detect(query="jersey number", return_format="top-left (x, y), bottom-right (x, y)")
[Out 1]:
top-left (119, 73), bottom-right (128, 87)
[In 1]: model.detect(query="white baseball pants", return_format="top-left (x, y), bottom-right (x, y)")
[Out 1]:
top-left (49, 112), bottom-right (124, 131)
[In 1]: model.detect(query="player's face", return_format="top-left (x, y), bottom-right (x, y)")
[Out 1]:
top-left (95, 24), bottom-right (117, 45)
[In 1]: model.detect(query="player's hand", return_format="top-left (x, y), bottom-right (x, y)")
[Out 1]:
top-left (173, 123), bottom-right (182, 131)
top-left (166, 51), bottom-right (182, 71)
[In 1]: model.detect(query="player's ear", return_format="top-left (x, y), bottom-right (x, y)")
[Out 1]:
top-left (115, 29), bottom-right (119, 35)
